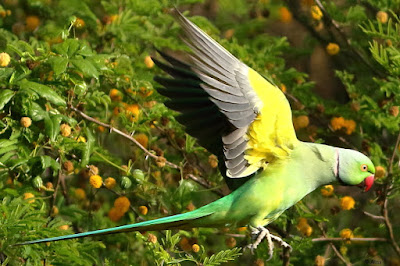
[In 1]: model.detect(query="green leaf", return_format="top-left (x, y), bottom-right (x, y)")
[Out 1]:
top-left (70, 58), bottom-right (99, 79)
top-left (0, 89), bottom-right (14, 110)
top-left (48, 57), bottom-right (68, 75)
top-left (81, 128), bottom-right (95, 167)
top-left (39, 155), bottom-right (60, 172)
top-left (44, 114), bottom-right (63, 142)
top-left (28, 102), bottom-right (48, 121)
top-left (0, 68), bottom-right (14, 82)
top-left (52, 39), bottom-right (80, 57)
top-left (19, 80), bottom-right (66, 106)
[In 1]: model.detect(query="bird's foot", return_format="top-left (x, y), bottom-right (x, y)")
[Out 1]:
top-left (244, 226), bottom-right (292, 261)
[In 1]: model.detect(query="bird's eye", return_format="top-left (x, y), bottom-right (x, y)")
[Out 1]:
top-left (361, 164), bottom-right (368, 171)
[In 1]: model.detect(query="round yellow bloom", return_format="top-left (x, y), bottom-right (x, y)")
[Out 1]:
top-left (340, 196), bottom-right (355, 210)
top-left (225, 237), bottom-right (237, 248)
top-left (208, 154), bottom-right (218, 168)
top-left (343, 119), bottom-right (356, 135)
top-left (114, 196), bottom-right (130, 213)
top-left (75, 188), bottom-right (86, 200)
top-left (23, 192), bottom-right (35, 203)
top-left (73, 18), bottom-right (85, 29)
top-left (297, 217), bottom-right (313, 236)
top-left (326, 43), bottom-right (340, 55)
top-left (376, 11), bottom-right (388, 24)
top-left (315, 255), bottom-right (325, 266)
top-left (375, 166), bottom-right (386, 179)
top-left (125, 104), bottom-right (140, 122)
top-left (310, 5), bottom-right (323, 20)
top-left (144, 56), bottom-right (154, 68)
top-left (147, 233), bottom-right (157, 243)
top-left (340, 228), bottom-right (354, 239)
top-left (390, 106), bottom-right (399, 117)
top-left (237, 226), bottom-right (247, 232)
top-left (26, 15), bottom-right (40, 31)
top-left (89, 175), bottom-right (102, 188)
top-left (108, 207), bottom-right (123, 222)
top-left (104, 177), bottom-right (117, 189)
top-left (321, 185), bottom-right (334, 197)
top-left (330, 117), bottom-right (345, 131)
top-left (139, 205), bottom-right (148, 215)
top-left (20, 117), bottom-right (32, 128)
top-left (134, 133), bottom-right (148, 147)
top-left (50, 206), bottom-right (58, 216)
top-left (192, 243), bottom-right (200, 253)
top-left (293, 115), bottom-right (310, 130)
top-left (60, 124), bottom-right (71, 137)
top-left (279, 7), bottom-right (292, 23)
top-left (59, 225), bottom-right (69, 230)
top-left (109, 89), bottom-right (122, 101)
top-left (0, 52), bottom-right (11, 67)
top-left (76, 136), bottom-right (86, 142)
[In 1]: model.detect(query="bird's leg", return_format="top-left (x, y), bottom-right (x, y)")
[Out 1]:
top-left (245, 226), bottom-right (292, 261)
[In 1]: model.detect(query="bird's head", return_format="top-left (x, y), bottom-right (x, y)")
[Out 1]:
top-left (336, 149), bottom-right (375, 192)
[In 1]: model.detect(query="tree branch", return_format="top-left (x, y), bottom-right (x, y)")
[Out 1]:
top-left (70, 105), bottom-right (225, 197)
top-left (312, 237), bottom-right (387, 242)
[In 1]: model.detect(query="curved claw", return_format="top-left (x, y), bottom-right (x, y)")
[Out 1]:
top-left (245, 226), bottom-right (292, 261)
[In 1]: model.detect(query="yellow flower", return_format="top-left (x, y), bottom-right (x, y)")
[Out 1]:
top-left (75, 188), bottom-right (86, 200)
top-left (340, 196), bottom-right (355, 210)
top-left (73, 18), bottom-right (85, 29)
top-left (326, 43), bottom-right (340, 55)
top-left (315, 255), bottom-right (325, 266)
top-left (192, 244), bottom-right (200, 253)
top-left (109, 89), bottom-right (122, 101)
top-left (60, 124), bottom-right (71, 137)
top-left (89, 175), bottom-right (102, 188)
top-left (330, 117), bottom-right (345, 131)
top-left (114, 196), bottom-right (130, 213)
top-left (104, 177), bottom-right (117, 189)
top-left (237, 226), bottom-right (247, 232)
top-left (280, 84), bottom-right (287, 93)
top-left (343, 119), bottom-right (356, 135)
top-left (375, 166), bottom-right (386, 179)
top-left (208, 154), bottom-right (218, 168)
top-left (23, 192), bottom-right (35, 203)
top-left (0, 52), bottom-right (11, 67)
top-left (108, 207), bottom-right (123, 222)
top-left (340, 228), bottom-right (354, 239)
top-left (124, 103), bottom-right (140, 122)
top-left (293, 115), bottom-right (310, 130)
top-left (59, 225), bottom-right (70, 230)
top-left (134, 133), bottom-right (148, 147)
top-left (390, 106), bottom-right (399, 117)
top-left (225, 237), bottom-right (237, 248)
top-left (144, 56), bottom-right (154, 68)
top-left (26, 15), bottom-right (40, 31)
top-left (297, 217), bottom-right (313, 236)
top-left (321, 185), bottom-right (334, 197)
top-left (279, 7), bottom-right (292, 23)
top-left (63, 160), bottom-right (74, 173)
top-left (310, 5), bottom-right (323, 20)
top-left (147, 233), bottom-right (157, 243)
top-left (224, 28), bottom-right (235, 39)
top-left (376, 11), bottom-right (388, 24)
top-left (138, 205), bottom-right (148, 215)
top-left (51, 206), bottom-right (59, 217)
top-left (20, 117), bottom-right (32, 128)
top-left (76, 136), bottom-right (86, 142)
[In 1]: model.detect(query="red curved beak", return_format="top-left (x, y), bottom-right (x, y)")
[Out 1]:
top-left (363, 175), bottom-right (375, 192)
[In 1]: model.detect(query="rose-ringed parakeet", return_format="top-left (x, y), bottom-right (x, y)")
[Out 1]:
top-left (18, 9), bottom-right (375, 259)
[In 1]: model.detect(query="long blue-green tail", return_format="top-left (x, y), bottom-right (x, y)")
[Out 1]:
top-left (17, 209), bottom-right (214, 245)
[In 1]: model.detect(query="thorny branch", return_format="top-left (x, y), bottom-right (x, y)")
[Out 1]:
top-left (312, 237), bottom-right (387, 242)
top-left (70, 105), bottom-right (225, 197)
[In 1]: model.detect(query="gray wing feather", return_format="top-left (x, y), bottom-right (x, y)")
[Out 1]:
top-left (174, 9), bottom-right (265, 178)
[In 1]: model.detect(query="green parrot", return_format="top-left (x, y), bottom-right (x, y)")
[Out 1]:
top-left (18, 9), bottom-right (375, 259)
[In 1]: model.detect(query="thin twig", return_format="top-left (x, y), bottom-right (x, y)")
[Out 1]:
top-left (363, 211), bottom-right (385, 221)
top-left (314, 0), bottom-right (384, 78)
top-left (312, 237), bottom-right (387, 242)
top-left (70, 105), bottom-right (225, 197)
top-left (380, 131), bottom-right (400, 256)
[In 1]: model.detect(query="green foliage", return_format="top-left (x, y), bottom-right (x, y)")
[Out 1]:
top-left (0, 0), bottom-right (399, 265)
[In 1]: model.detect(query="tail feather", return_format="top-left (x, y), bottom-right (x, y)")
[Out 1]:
top-left (17, 210), bottom-right (213, 245)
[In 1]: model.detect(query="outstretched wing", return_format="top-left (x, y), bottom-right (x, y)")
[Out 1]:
top-left (155, 9), bottom-right (298, 182)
